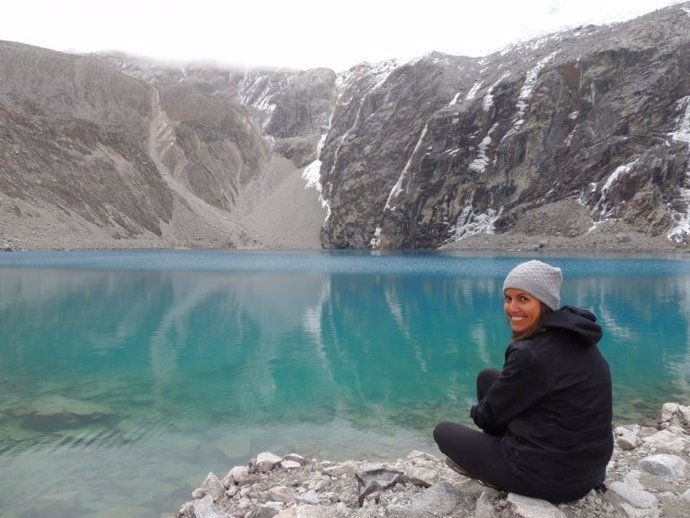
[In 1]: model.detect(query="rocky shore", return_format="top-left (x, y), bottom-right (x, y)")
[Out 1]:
top-left (174, 403), bottom-right (690, 518)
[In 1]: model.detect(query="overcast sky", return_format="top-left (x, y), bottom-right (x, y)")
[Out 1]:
top-left (1, 0), bottom-right (686, 71)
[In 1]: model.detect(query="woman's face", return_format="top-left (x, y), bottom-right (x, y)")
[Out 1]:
top-left (503, 288), bottom-right (542, 335)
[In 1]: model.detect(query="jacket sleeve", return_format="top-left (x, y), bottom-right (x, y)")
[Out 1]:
top-left (470, 346), bottom-right (550, 431)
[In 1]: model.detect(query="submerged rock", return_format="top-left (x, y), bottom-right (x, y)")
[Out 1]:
top-left (174, 402), bottom-right (690, 518)
top-left (22, 395), bottom-right (114, 431)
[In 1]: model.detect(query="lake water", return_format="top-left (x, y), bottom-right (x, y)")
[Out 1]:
top-left (1, 250), bottom-right (689, 517)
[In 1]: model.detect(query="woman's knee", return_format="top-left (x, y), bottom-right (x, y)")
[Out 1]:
top-left (476, 368), bottom-right (501, 399)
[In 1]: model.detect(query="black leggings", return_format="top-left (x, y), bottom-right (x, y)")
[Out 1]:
top-left (433, 368), bottom-right (586, 503)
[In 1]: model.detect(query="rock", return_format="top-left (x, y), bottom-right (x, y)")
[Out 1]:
top-left (191, 494), bottom-right (227, 518)
top-left (607, 481), bottom-right (659, 510)
top-left (616, 424), bottom-right (641, 451)
top-left (223, 465), bottom-right (251, 487)
top-left (22, 395), bottom-right (114, 431)
top-left (642, 427), bottom-right (690, 453)
top-left (660, 403), bottom-right (690, 431)
top-left (506, 493), bottom-right (567, 518)
top-left (283, 453), bottom-right (308, 466)
top-left (247, 503), bottom-right (283, 518)
top-left (639, 454), bottom-right (687, 480)
top-left (322, 460), bottom-right (357, 477)
top-left (174, 401), bottom-right (690, 518)
top-left (196, 472), bottom-right (224, 502)
top-left (256, 451), bottom-right (283, 473)
top-left (474, 491), bottom-right (496, 518)
top-left (281, 460), bottom-right (303, 470)
top-left (408, 481), bottom-right (466, 516)
top-left (28, 491), bottom-right (82, 518)
top-left (274, 505), bottom-right (339, 518)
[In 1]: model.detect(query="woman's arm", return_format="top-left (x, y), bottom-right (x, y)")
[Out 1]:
top-left (470, 346), bottom-right (550, 431)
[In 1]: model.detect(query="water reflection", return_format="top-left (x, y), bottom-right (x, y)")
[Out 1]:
top-left (1, 254), bottom-right (690, 516)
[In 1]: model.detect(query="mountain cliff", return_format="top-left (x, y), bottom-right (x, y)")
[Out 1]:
top-left (2, 2), bottom-right (690, 251)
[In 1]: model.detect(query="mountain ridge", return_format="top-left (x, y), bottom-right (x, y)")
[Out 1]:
top-left (2, 2), bottom-right (690, 252)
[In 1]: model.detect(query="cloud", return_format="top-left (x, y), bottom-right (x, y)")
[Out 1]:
top-left (0, 0), bottom-right (685, 70)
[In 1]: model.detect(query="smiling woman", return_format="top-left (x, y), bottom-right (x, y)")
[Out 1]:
top-left (433, 259), bottom-right (613, 503)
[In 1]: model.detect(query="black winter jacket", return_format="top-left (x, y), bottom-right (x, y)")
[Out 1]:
top-left (470, 306), bottom-right (613, 496)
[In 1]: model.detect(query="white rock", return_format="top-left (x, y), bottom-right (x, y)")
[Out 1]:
top-left (321, 460), bottom-right (357, 477)
top-left (198, 472), bottom-right (224, 502)
top-left (281, 460), bottom-right (302, 470)
top-left (639, 454), bottom-right (687, 480)
top-left (474, 491), bottom-right (495, 518)
top-left (222, 465), bottom-right (250, 487)
top-left (616, 425), bottom-right (641, 451)
top-left (608, 481), bottom-right (659, 510)
top-left (256, 452), bottom-right (283, 473)
top-left (506, 493), bottom-right (567, 518)
top-left (192, 495), bottom-right (226, 518)
top-left (617, 502), bottom-right (660, 518)
top-left (282, 453), bottom-right (307, 465)
top-left (682, 488), bottom-right (690, 502)
top-left (660, 403), bottom-right (690, 430)
top-left (267, 485), bottom-right (297, 503)
top-left (642, 427), bottom-right (690, 453)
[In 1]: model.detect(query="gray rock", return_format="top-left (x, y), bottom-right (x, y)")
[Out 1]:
top-left (22, 395), bottom-right (114, 431)
top-left (506, 493), bottom-right (567, 518)
top-left (608, 481), bottom-right (659, 510)
top-left (191, 495), bottom-right (227, 518)
top-left (474, 491), bottom-right (495, 518)
top-left (616, 425), bottom-right (641, 451)
top-left (174, 401), bottom-right (690, 518)
top-left (639, 454), bottom-right (687, 480)
top-left (247, 503), bottom-right (283, 518)
top-left (408, 481), bottom-right (466, 516)
top-left (642, 428), bottom-right (690, 453)
top-left (197, 472), bottom-right (225, 502)
top-left (28, 491), bottom-right (82, 518)
top-left (223, 465), bottom-right (250, 487)
top-left (660, 403), bottom-right (690, 431)
top-left (256, 452), bottom-right (283, 473)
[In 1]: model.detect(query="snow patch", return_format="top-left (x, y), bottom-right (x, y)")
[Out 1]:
top-left (385, 125), bottom-right (429, 211)
top-left (450, 205), bottom-right (503, 241)
top-left (468, 123), bottom-right (499, 173)
top-left (594, 159), bottom-right (638, 218)
top-left (666, 96), bottom-right (690, 242)
top-left (369, 226), bottom-right (382, 248)
top-left (466, 81), bottom-right (482, 100)
top-left (448, 93), bottom-right (461, 106)
top-left (481, 73), bottom-right (510, 112)
top-left (502, 51), bottom-right (558, 140)
top-left (302, 159), bottom-right (331, 221)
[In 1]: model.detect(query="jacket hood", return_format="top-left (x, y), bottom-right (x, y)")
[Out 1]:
top-left (542, 305), bottom-right (602, 346)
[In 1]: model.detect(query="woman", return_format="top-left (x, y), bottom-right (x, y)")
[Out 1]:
top-left (433, 260), bottom-right (613, 503)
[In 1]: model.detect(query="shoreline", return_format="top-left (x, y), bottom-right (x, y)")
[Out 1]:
top-left (174, 402), bottom-right (690, 518)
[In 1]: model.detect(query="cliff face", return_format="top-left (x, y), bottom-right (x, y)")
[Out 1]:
top-left (314, 5), bottom-right (690, 249)
top-left (2, 3), bottom-right (690, 250)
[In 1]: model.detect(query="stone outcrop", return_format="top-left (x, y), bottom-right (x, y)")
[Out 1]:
top-left (174, 402), bottom-right (690, 518)
top-left (3, 3), bottom-right (690, 251)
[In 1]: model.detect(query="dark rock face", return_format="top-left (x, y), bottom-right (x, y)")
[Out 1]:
top-left (316, 5), bottom-right (690, 249)
top-left (2, 3), bottom-right (690, 249)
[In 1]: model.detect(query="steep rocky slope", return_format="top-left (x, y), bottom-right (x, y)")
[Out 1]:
top-left (2, 3), bottom-right (690, 251)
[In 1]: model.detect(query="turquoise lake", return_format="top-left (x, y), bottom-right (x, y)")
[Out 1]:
top-left (1, 250), bottom-right (689, 517)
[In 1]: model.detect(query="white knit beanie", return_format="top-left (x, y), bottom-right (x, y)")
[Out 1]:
top-left (503, 260), bottom-right (562, 310)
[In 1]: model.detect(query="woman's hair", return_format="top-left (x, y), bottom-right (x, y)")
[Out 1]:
top-left (511, 302), bottom-right (552, 341)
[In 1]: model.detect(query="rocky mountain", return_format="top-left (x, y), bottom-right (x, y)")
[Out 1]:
top-left (2, 2), bottom-right (690, 250)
